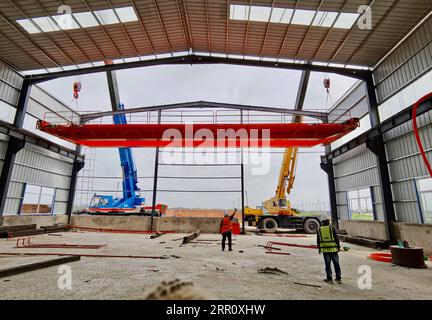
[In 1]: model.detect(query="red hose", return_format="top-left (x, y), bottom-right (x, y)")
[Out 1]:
top-left (412, 92), bottom-right (432, 178)
top-left (369, 252), bottom-right (392, 263)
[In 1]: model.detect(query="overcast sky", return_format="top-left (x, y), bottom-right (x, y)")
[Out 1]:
top-left (37, 64), bottom-right (357, 210)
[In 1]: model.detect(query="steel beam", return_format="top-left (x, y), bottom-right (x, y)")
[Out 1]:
top-left (0, 120), bottom-right (83, 161)
top-left (80, 100), bottom-right (328, 123)
top-left (322, 95), bottom-right (432, 162)
top-left (25, 55), bottom-right (370, 84)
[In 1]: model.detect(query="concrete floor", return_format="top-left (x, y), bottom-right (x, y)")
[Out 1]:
top-left (0, 230), bottom-right (431, 300)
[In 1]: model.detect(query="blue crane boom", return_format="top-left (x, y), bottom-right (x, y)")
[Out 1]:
top-left (113, 103), bottom-right (140, 201)
top-left (88, 103), bottom-right (145, 213)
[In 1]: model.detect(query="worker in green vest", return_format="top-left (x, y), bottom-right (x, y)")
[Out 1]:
top-left (317, 217), bottom-right (342, 284)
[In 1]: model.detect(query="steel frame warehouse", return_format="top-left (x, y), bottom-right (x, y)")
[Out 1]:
top-left (0, 1), bottom-right (431, 248)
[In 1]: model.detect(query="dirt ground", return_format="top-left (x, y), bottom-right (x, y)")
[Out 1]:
top-left (0, 230), bottom-right (431, 300)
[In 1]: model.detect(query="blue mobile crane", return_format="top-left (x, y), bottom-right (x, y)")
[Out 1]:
top-left (87, 103), bottom-right (147, 215)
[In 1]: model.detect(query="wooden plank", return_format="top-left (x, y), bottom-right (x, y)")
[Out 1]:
top-left (150, 232), bottom-right (163, 239)
top-left (0, 255), bottom-right (81, 278)
top-left (3, 229), bottom-right (45, 238)
top-left (182, 230), bottom-right (201, 244)
top-left (0, 224), bottom-right (36, 233)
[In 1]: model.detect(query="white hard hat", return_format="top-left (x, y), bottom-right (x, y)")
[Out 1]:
top-left (223, 211), bottom-right (228, 216)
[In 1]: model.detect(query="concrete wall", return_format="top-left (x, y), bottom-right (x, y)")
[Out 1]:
top-left (339, 220), bottom-right (432, 255)
top-left (338, 220), bottom-right (387, 241)
top-left (393, 222), bottom-right (432, 255)
top-left (0, 214), bottom-right (68, 228)
top-left (157, 217), bottom-right (222, 233)
top-left (70, 215), bottom-right (223, 234)
top-left (70, 215), bottom-right (152, 231)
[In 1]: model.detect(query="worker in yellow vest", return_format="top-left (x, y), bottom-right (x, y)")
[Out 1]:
top-left (220, 209), bottom-right (237, 251)
top-left (317, 217), bottom-right (342, 283)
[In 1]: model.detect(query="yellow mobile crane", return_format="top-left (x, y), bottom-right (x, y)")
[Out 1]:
top-left (244, 143), bottom-right (321, 234)
top-left (244, 70), bottom-right (324, 234)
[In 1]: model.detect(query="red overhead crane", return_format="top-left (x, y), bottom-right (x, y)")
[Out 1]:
top-left (37, 119), bottom-right (359, 148)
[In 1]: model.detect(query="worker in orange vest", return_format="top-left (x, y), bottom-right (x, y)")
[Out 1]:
top-left (220, 208), bottom-right (237, 251)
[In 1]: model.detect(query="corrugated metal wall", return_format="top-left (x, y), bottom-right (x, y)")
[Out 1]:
top-left (384, 109), bottom-right (432, 223)
top-left (0, 61), bottom-right (76, 216)
top-left (374, 15), bottom-right (432, 104)
top-left (0, 62), bottom-right (21, 123)
top-left (328, 81), bottom-right (369, 123)
top-left (332, 144), bottom-right (383, 221)
top-left (329, 15), bottom-right (432, 224)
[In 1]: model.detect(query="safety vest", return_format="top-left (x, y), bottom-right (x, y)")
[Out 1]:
top-left (221, 217), bottom-right (232, 234)
top-left (318, 225), bottom-right (339, 253)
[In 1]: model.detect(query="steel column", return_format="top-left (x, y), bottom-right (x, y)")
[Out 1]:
top-left (106, 70), bottom-right (121, 111)
top-left (365, 73), bottom-right (396, 243)
top-left (240, 110), bottom-right (245, 234)
top-left (151, 110), bottom-right (162, 231)
top-left (0, 137), bottom-right (25, 217)
top-left (66, 159), bottom-right (84, 223)
top-left (320, 151), bottom-right (338, 229)
top-left (14, 79), bottom-right (32, 128)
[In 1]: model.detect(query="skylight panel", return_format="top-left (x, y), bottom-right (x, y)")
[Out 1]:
top-left (16, 6), bottom-right (138, 34)
top-left (32, 16), bottom-right (60, 32)
top-left (73, 12), bottom-right (99, 27)
top-left (16, 19), bottom-right (39, 34)
top-left (115, 6), bottom-right (138, 23)
top-left (52, 14), bottom-right (80, 30)
top-left (249, 5), bottom-right (271, 22)
top-left (229, 4), bottom-right (359, 30)
top-left (312, 11), bottom-right (338, 27)
top-left (270, 8), bottom-right (294, 23)
top-left (230, 4), bottom-right (249, 20)
top-left (94, 9), bottom-right (119, 25)
top-left (291, 9), bottom-right (315, 25)
top-left (276, 8), bottom-right (294, 23)
top-left (334, 13), bottom-right (359, 29)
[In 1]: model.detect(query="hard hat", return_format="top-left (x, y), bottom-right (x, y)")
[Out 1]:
top-left (223, 211), bottom-right (228, 216)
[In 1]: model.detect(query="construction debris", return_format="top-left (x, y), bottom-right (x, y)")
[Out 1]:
top-left (0, 255), bottom-right (80, 278)
top-left (150, 232), bottom-right (163, 239)
top-left (0, 224), bottom-right (69, 238)
top-left (15, 237), bottom-right (106, 249)
top-left (41, 224), bottom-right (68, 234)
top-left (257, 245), bottom-right (281, 250)
top-left (266, 241), bottom-right (318, 250)
top-left (294, 282), bottom-right (322, 288)
top-left (339, 235), bottom-right (388, 249)
top-left (0, 252), bottom-right (168, 259)
top-left (182, 230), bottom-right (201, 244)
top-left (257, 267), bottom-right (288, 275)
